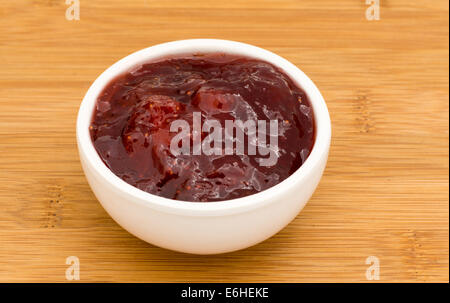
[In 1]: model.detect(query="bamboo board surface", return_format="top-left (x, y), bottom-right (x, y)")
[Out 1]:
top-left (0, 0), bottom-right (448, 282)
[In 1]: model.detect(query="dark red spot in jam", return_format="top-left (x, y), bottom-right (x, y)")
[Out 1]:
top-left (90, 53), bottom-right (315, 202)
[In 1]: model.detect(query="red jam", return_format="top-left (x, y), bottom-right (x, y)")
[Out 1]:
top-left (90, 53), bottom-right (315, 202)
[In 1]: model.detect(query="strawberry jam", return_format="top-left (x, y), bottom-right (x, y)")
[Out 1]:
top-left (90, 53), bottom-right (315, 202)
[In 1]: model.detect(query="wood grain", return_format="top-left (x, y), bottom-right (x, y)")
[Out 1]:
top-left (0, 0), bottom-right (448, 282)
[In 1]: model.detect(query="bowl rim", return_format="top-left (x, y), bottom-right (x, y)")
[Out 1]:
top-left (76, 39), bottom-right (331, 216)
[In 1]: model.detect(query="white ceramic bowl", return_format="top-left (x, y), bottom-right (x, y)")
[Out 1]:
top-left (76, 39), bottom-right (331, 254)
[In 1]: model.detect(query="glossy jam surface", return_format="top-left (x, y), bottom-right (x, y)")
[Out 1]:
top-left (90, 53), bottom-right (315, 202)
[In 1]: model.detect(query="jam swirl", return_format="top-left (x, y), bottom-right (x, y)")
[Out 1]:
top-left (90, 53), bottom-right (314, 202)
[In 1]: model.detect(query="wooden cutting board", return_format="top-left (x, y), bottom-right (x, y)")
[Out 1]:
top-left (0, 0), bottom-right (448, 282)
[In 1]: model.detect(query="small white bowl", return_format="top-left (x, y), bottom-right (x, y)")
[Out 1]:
top-left (76, 39), bottom-right (331, 254)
